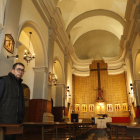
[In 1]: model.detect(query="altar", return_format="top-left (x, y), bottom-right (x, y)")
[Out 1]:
top-left (95, 117), bottom-right (112, 128)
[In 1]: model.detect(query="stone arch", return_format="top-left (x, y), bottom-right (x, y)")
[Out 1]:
top-left (53, 56), bottom-right (64, 84)
top-left (17, 21), bottom-right (47, 66)
top-left (22, 83), bottom-right (30, 122)
top-left (52, 56), bottom-right (64, 107)
top-left (16, 21), bottom-right (46, 99)
top-left (66, 9), bottom-right (125, 34)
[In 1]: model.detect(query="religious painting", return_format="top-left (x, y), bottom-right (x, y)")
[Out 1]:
top-left (75, 104), bottom-right (80, 112)
top-left (107, 104), bottom-right (113, 112)
top-left (89, 104), bottom-right (94, 112)
top-left (115, 104), bottom-right (121, 111)
top-left (97, 103), bottom-right (105, 114)
top-left (82, 104), bottom-right (87, 112)
top-left (122, 103), bottom-right (127, 111)
top-left (4, 34), bottom-right (15, 54)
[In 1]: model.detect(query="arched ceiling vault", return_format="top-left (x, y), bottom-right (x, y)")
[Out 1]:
top-left (57, 0), bottom-right (127, 60)
top-left (66, 9), bottom-right (125, 34)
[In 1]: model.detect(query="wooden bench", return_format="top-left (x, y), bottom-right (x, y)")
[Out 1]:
top-left (23, 122), bottom-right (95, 140)
top-left (107, 122), bottom-right (139, 140)
top-left (127, 126), bottom-right (140, 140)
top-left (0, 124), bottom-right (23, 140)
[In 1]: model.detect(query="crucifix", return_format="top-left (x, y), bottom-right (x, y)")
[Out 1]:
top-left (90, 62), bottom-right (107, 99)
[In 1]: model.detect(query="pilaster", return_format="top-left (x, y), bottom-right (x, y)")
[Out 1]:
top-left (134, 80), bottom-right (140, 106)
top-left (0, 23), bottom-right (4, 34)
top-left (33, 66), bottom-right (48, 99)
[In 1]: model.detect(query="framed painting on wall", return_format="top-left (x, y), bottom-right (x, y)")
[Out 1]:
top-left (122, 103), bottom-right (127, 111)
top-left (4, 34), bottom-right (15, 54)
top-left (107, 104), bottom-right (113, 112)
top-left (82, 104), bottom-right (87, 112)
top-left (75, 104), bottom-right (80, 112)
top-left (89, 104), bottom-right (94, 112)
top-left (115, 104), bottom-right (120, 111)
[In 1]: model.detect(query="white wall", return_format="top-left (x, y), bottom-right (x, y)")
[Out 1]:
top-left (53, 41), bottom-right (64, 71)
top-left (19, 0), bottom-right (49, 67)
top-left (53, 41), bottom-right (65, 106)
top-left (0, 0), bottom-right (7, 25)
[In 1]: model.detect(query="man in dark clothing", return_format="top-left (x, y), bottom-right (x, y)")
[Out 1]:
top-left (0, 62), bottom-right (25, 140)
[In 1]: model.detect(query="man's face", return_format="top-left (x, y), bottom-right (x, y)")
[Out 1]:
top-left (11, 64), bottom-right (25, 80)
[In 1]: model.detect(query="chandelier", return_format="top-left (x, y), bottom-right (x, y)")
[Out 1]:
top-left (23, 32), bottom-right (35, 64)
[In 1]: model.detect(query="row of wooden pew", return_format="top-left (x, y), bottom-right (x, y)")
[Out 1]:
top-left (0, 122), bottom-right (95, 140)
top-left (106, 122), bottom-right (140, 140)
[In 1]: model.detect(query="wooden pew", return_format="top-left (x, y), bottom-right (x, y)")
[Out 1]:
top-left (0, 124), bottom-right (23, 140)
top-left (107, 122), bottom-right (138, 140)
top-left (127, 125), bottom-right (140, 140)
top-left (117, 125), bottom-right (127, 140)
top-left (23, 122), bottom-right (95, 140)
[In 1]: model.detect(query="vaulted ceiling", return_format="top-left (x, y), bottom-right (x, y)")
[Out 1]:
top-left (57, 0), bottom-right (127, 60)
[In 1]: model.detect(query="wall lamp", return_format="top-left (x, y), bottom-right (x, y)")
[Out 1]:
top-left (130, 83), bottom-right (133, 90)
top-left (52, 74), bottom-right (57, 83)
top-left (7, 55), bottom-right (18, 59)
top-left (67, 86), bottom-right (69, 92)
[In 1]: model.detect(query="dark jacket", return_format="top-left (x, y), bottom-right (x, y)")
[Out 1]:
top-left (0, 72), bottom-right (25, 124)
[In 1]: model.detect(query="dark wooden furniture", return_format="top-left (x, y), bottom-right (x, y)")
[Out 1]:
top-left (0, 124), bottom-right (23, 140)
top-left (127, 125), bottom-right (140, 140)
top-left (23, 122), bottom-right (94, 140)
top-left (107, 122), bottom-right (140, 140)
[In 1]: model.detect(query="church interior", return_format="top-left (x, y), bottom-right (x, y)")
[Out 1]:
top-left (1, 0), bottom-right (140, 139)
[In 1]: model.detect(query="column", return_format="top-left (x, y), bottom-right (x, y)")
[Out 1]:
top-left (64, 47), bottom-right (68, 107)
top-left (126, 51), bottom-right (135, 121)
top-left (47, 26), bottom-right (55, 100)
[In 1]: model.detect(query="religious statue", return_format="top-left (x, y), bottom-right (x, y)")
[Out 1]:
top-left (97, 89), bottom-right (103, 100)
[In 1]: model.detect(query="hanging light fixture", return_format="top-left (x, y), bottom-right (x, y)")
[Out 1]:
top-left (23, 32), bottom-right (35, 64)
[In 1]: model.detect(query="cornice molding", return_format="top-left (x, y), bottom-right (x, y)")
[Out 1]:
top-left (72, 69), bottom-right (90, 77)
top-left (42, 0), bottom-right (55, 16)
top-left (107, 65), bottom-right (126, 75)
top-left (125, 0), bottom-right (136, 20)
top-left (32, 0), bottom-right (50, 26)
top-left (54, 7), bottom-right (65, 28)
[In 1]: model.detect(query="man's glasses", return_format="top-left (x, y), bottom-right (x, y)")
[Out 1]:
top-left (15, 68), bottom-right (25, 73)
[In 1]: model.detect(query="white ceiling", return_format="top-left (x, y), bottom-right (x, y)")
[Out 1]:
top-left (57, 0), bottom-right (127, 60)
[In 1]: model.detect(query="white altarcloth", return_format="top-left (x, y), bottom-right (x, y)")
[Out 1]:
top-left (95, 117), bottom-right (112, 128)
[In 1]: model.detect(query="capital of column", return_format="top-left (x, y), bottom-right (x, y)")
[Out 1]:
top-left (33, 66), bottom-right (48, 73)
